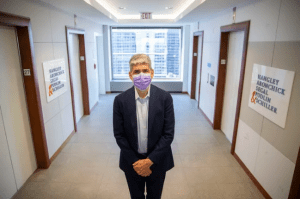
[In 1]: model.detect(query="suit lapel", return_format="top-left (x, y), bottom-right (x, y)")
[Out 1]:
top-left (148, 84), bottom-right (155, 139)
top-left (128, 86), bottom-right (137, 148)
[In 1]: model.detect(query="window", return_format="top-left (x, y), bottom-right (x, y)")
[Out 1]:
top-left (146, 42), bottom-right (150, 53)
top-left (155, 33), bottom-right (165, 38)
top-left (111, 27), bottom-right (182, 80)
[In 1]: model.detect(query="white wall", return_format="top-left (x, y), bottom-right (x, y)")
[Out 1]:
top-left (97, 35), bottom-right (106, 95)
top-left (188, 0), bottom-right (300, 198)
top-left (103, 25), bottom-right (112, 92)
top-left (0, 0), bottom-right (103, 192)
top-left (182, 25), bottom-right (191, 92)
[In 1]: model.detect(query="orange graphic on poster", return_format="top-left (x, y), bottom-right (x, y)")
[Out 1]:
top-left (251, 91), bottom-right (257, 104)
top-left (49, 85), bottom-right (53, 96)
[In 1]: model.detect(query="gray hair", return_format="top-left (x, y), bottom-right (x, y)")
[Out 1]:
top-left (129, 54), bottom-right (153, 72)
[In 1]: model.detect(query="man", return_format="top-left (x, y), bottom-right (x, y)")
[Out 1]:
top-left (113, 54), bottom-right (175, 199)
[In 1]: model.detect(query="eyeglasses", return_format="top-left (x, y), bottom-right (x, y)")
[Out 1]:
top-left (132, 69), bottom-right (150, 75)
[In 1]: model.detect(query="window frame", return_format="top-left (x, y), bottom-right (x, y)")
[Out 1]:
top-left (110, 26), bottom-right (183, 81)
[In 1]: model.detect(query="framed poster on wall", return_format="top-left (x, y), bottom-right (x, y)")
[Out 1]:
top-left (43, 58), bottom-right (67, 103)
top-left (248, 64), bottom-right (295, 128)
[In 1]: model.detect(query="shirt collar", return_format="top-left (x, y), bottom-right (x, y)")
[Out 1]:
top-left (135, 84), bottom-right (151, 100)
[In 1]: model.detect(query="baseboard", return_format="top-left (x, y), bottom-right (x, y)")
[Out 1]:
top-left (12, 166), bottom-right (43, 198)
top-left (18, 130), bottom-right (76, 198)
top-left (198, 106), bottom-right (213, 127)
top-left (182, 91), bottom-right (189, 95)
top-left (233, 153), bottom-right (272, 199)
top-left (90, 101), bottom-right (98, 113)
top-left (50, 130), bottom-right (76, 163)
top-left (16, 130), bottom-right (76, 198)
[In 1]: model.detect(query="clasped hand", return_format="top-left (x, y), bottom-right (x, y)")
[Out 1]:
top-left (132, 158), bottom-right (153, 177)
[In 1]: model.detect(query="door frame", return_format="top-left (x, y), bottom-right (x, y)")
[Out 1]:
top-left (65, 26), bottom-right (90, 132)
top-left (209, 20), bottom-right (300, 199)
top-left (94, 33), bottom-right (101, 100)
top-left (213, 21), bottom-right (250, 155)
top-left (0, 11), bottom-right (50, 169)
top-left (289, 146), bottom-right (300, 198)
top-left (191, 31), bottom-right (204, 100)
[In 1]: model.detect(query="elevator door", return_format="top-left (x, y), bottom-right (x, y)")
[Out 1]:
top-left (0, 26), bottom-right (36, 198)
top-left (69, 33), bottom-right (84, 123)
top-left (0, 107), bottom-right (16, 199)
top-left (221, 31), bottom-right (244, 143)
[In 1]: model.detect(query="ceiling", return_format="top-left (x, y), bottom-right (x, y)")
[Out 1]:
top-left (177, 0), bottom-right (262, 23)
top-left (95, 0), bottom-right (184, 15)
top-left (38, 0), bottom-right (261, 25)
top-left (38, 0), bottom-right (117, 24)
top-left (83, 0), bottom-right (207, 23)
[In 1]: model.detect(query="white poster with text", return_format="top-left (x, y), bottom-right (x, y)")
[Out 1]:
top-left (248, 64), bottom-right (295, 128)
top-left (43, 59), bottom-right (67, 103)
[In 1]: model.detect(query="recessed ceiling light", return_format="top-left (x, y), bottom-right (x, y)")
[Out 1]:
top-left (119, 7), bottom-right (126, 9)
top-left (165, 6), bottom-right (173, 9)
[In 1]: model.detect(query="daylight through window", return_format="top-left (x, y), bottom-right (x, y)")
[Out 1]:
top-left (111, 27), bottom-right (182, 80)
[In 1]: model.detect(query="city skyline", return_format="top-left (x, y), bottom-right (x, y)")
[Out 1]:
top-left (111, 28), bottom-right (181, 79)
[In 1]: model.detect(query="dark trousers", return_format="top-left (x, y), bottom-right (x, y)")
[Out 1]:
top-left (124, 153), bottom-right (166, 199)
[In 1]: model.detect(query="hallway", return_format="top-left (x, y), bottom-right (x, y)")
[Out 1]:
top-left (13, 93), bottom-right (264, 199)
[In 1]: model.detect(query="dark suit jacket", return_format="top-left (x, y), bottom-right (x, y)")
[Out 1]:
top-left (113, 84), bottom-right (175, 173)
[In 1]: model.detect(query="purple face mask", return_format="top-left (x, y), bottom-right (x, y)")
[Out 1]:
top-left (133, 72), bottom-right (152, 91)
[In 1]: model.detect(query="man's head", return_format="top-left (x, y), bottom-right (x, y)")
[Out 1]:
top-left (128, 54), bottom-right (154, 81)
top-left (129, 54), bottom-right (154, 91)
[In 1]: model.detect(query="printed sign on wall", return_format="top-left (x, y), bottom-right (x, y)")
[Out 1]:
top-left (248, 64), bottom-right (295, 128)
top-left (43, 59), bottom-right (67, 103)
top-left (210, 75), bottom-right (215, 86)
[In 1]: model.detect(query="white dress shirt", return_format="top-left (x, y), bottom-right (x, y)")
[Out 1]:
top-left (135, 84), bottom-right (151, 154)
